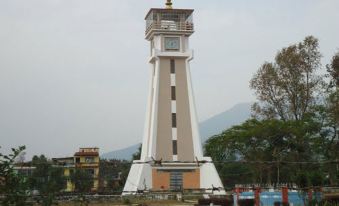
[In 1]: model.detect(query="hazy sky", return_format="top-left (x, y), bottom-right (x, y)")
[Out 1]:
top-left (1, 0), bottom-right (338, 159)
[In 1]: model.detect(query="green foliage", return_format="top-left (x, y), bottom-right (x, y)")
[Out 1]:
top-left (327, 51), bottom-right (339, 88)
top-left (0, 146), bottom-right (30, 206)
top-left (132, 144), bottom-right (142, 161)
top-left (250, 36), bottom-right (323, 121)
top-left (69, 169), bottom-right (94, 206)
top-left (122, 198), bottom-right (131, 205)
top-left (295, 172), bottom-right (309, 188)
top-left (309, 171), bottom-right (324, 187)
top-left (73, 195), bottom-right (90, 206)
top-left (205, 118), bottom-right (325, 186)
top-left (216, 156), bottom-right (253, 186)
top-left (29, 155), bottom-right (66, 206)
top-left (316, 51), bottom-right (339, 186)
top-left (205, 36), bottom-right (339, 187)
top-left (70, 169), bottom-right (94, 193)
top-left (99, 159), bottom-right (130, 192)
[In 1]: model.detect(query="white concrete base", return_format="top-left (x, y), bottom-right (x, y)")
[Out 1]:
top-left (122, 157), bottom-right (225, 195)
top-left (200, 157), bottom-right (226, 195)
top-left (122, 160), bottom-right (152, 195)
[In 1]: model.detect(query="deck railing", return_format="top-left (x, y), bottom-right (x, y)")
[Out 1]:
top-left (146, 21), bottom-right (194, 35)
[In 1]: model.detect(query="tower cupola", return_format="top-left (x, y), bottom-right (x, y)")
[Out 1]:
top-left (145, 7), bottom-right (194, 40)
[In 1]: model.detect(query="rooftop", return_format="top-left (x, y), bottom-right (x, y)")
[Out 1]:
top-left (74, 152), bottom-right (99, 157)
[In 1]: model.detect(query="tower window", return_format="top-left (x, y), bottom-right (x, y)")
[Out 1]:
top-left (172, 113), bottom-right (177, 128)
top-left (170, 59), bottom-right (175, 74)
top-left (172, 140), bottom-right (178, 155)
top-left (171, 86), bottom-right (176, 100)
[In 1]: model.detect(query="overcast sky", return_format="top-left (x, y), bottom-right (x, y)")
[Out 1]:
top-left (0, 0), bottom-right (338, 159)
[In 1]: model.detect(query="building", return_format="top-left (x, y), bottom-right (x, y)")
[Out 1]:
top-left (53, 147), bottom-right (100, 192)
top-left (52, 157), bottom-right (76, 192)
top-left (13, 165), bottom-right (36, 178)
top-left (74, 147), bottom-right (100, 191)
top-left (123, 0), bottom-right (224, 195)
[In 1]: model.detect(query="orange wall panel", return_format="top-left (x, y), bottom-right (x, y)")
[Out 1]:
top-left (152, 169), bottom-right (200, 190)
top-left (152, 169), bottom-right (170, 190)
top-left (183, 169), bottom-right (200, 189)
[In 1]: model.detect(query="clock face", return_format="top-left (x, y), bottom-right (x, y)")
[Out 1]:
top-left (165, 37), bottom-right (180, 51)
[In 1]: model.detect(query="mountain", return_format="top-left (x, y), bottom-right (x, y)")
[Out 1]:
top-left (199, 102), bottom-right (252, 142)
top-left (101, 143), bottom-right (140, 160)
top-left (101, 102), bottom-right (252, 160)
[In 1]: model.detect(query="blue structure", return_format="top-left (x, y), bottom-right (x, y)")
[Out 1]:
top-left (234, 191), bottom-right (322, 206)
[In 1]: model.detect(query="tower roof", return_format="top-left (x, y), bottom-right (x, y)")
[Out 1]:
top-left (145, 8), bottom-right (194, 20)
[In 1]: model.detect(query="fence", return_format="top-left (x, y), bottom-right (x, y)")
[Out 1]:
top-left (1, 186), bottom-right (338, 206)
top-left (234, 186), bottom-right (331, 206)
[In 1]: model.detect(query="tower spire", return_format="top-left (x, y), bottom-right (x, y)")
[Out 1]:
top-left (165, 0), bottom-right (173, 9)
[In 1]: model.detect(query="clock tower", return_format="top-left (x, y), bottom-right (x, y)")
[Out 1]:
top-left (123, 0), bottom-right (225, 195)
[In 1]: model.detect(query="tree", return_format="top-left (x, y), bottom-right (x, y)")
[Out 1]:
top-left (70, 169), bottom-right (94, 206)
top-left (325, 51), bottom-right (339, 139)
top-left (0, 146), bottom-right (30, 206)
top-left (99, 159), bottom-right (131, 193)
top-left (205, 36), bottom-right (339, 188)
top-left (202, 36), bottom-right (339, 191)
top-left (30, 155), bottom-right (66, 206)
top-left (322, 51), bottom-right (339, 185)
top-left (70, 169), bottom-right (94, 193)
top-left (205, 118), bottom-right (322, 186)
top-left (327, 51), bottom-right (339, 88)
top-left (250, 36), bottom-right (322, 121)
top-left (15, 151), bottom-right (26, 165)
top-left (132, 144), bottom-right (142, 161)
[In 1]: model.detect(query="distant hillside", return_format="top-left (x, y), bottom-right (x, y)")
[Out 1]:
top-left (101, 144), bottom-right (140, 160)
top-left (101, 102), bottom-right (252, 160)
top-left (199, 102), bottom-right (252, 142)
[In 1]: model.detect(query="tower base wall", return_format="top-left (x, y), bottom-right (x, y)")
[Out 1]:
top-left (200, 157), bottom-right (226, 195)
top-left (122, 157), bottom-right (225, 195)
top-left (122, 161), bottom-right (152, 195)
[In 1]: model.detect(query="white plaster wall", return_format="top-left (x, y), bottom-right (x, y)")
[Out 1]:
top-left (200, 157), bottom-right (226, 195)
top-left (122, 161), bottom-right (152, 195)
top-left (149, 58), bottom-right (160, 158)
top-left (141, 63), bottom-right (154, 160)
top-left (185, 54), bottom-right (203, 158)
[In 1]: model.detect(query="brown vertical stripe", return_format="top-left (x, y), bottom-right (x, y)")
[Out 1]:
top-left (175, 59), bottom-right (194, 161)
top-left (156, 58), bottom-right (173, 161)
top-left (171, 86), bottom-right (176, 100)
top-left (170, 59), bottom-right (175, 74)
top-left (172, 113), bottom-right (177, 128)
top-left (172, 140), bottom-right (178, 155)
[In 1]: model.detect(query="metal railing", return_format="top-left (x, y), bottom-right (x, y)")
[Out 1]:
top-left (145, 21), bottom-right (194, 35)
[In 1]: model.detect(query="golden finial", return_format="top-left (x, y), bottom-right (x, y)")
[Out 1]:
top-left (165, 0), bottom-right (173, 9)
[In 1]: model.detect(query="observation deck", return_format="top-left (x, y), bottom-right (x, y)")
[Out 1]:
top-left (145, 8), bottom-right (194, 40)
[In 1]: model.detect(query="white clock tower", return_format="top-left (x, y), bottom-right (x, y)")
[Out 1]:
top-left (123, 0), bottom-right (224, 195)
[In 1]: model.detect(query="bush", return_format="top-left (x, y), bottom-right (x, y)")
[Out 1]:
top-left (238, 199), bottom-right (255, 206)
top-left (198, 197), bottom-right (233, 206)
top-left (122, 198), bottom-right (131, 205)
top-left (274, 201), bottom-right (290, 206)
